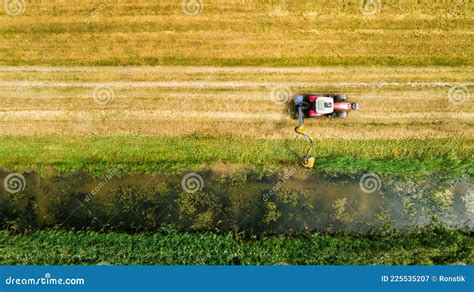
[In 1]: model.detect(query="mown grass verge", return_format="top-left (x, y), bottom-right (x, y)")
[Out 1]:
top-left (0, 226), bottom-right (471, 265)
top-left (0, 136), bottom-right (471, 178)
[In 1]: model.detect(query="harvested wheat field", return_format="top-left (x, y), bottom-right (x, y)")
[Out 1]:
top-left (0, 0), bottom-right (472, 67)
top-left (0, 66), bottom-right (473, 140)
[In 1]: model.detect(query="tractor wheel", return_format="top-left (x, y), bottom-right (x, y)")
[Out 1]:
top-left (334, 94), bottom-right (347, 102)
top-left (336, 112), bottom-right (348, 118)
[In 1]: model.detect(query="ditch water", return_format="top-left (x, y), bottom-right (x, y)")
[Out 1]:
top-left (0, 170), bottom-right (472, 234)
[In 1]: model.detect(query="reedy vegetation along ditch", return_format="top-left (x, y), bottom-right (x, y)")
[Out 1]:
top-left (0, 171), bottom-right (471, 234)
top-left (0, 171), bottom-right (472, 265)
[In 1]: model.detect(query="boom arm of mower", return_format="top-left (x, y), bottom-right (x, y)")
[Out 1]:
top-left (294, 96), bottom-right (316, 169)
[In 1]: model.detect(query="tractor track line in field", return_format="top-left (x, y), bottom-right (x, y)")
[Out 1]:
top-left (0, 81), bottom-right (471, 89)
top-left (0, 66), bottom-right (469, 74)
top-left (0, 110), bottom-right (472, 121)
top-left (0, 110), bottom-right (286, 121)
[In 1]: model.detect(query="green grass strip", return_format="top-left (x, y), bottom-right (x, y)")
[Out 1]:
top-left (0, 136), bottom-right (471, 178)
top-left (0, 227), bottom-right (471, 265)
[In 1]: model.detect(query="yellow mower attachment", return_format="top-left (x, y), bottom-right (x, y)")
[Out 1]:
top-left (293, 96), bottom-right (317, 169)
top-left (295, 125), bottom-right (316, 169)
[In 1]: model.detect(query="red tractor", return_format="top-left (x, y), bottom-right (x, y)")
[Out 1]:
top-left (289, 94), bottom-right (359, 169)
top-left (291, 94), bottom-right (359, 119)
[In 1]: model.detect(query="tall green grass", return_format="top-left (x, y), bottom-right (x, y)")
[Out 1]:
top-left (0, 136), bottom-right (471, 177)
top-left (0, 226), bottom-right (471, 265)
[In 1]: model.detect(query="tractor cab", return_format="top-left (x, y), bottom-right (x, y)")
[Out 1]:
top-left (314, 96), bottom-right (334, 115)
top-left (307, 95), bottom-right (335, 117)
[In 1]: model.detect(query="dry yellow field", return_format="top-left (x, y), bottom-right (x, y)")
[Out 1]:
top-left (0, 0), bottom-right (472, 66)
top-left (0, 1), bottom-right (472, 140)
top-left (0, 66), bottom-right (472, 139)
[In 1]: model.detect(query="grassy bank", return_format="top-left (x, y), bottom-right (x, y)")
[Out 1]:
top-left (0, 227), bottom-right (471, 265)
top-left (0, 136), bottom-right (472, 177)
